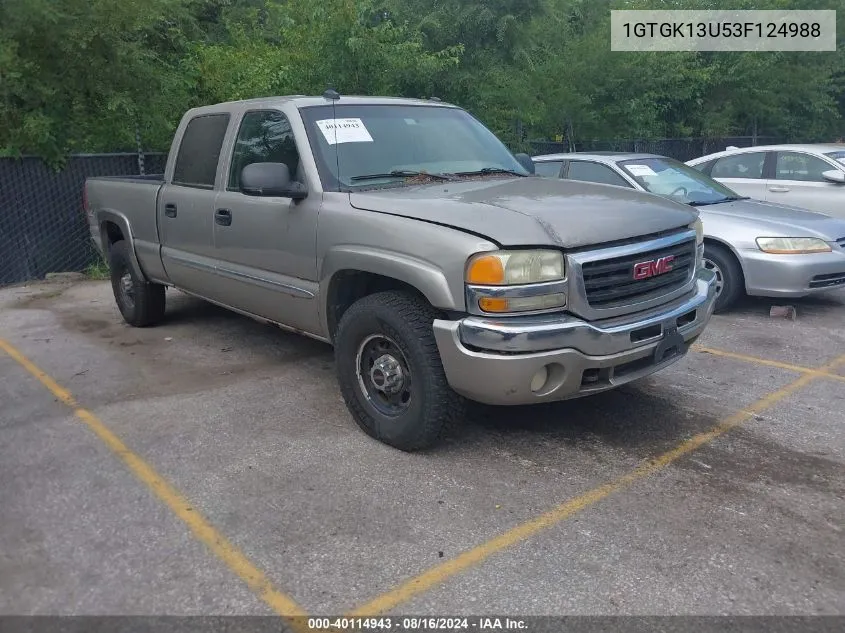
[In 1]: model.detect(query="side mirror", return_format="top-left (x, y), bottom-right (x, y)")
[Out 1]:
top-left (514, 152), bottom-right (535, 175)
top-left (240, 162), bottom-right (308, 199)
top-left (822, 169), bottom-right (845, 184)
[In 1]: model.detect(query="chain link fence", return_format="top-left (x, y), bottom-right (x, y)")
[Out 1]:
top-left (0, 153), bottom-right (166, 287)
top-left (0, 137), bottom-right (808, 287)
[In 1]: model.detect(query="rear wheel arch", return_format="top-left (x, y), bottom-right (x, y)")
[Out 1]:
top-left (100, 220), bottom-right (125, 255)
top-left (97, 212), bottom-right (148, 282)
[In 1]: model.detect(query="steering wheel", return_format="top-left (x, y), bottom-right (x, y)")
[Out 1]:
top-left (670, 186), bottom-right (688, 197)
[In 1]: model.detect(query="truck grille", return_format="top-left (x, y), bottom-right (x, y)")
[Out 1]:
top-left (581, 238), bottom-right (696, 309)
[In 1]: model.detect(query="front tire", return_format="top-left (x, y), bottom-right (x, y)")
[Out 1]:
top-left (108, 240), bottom-right (166, 327)
top-left (334, 291), bottom-right (464, 451)
top-left (703, 243), bottom-right (743, 313)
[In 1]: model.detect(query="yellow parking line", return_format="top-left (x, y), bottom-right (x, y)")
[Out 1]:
top-left (0, 338), bottom-right (308, 621)
top-left (693, 345), bottom-right (845, 384)
top-left (348, 352), bottom-right (845, 616)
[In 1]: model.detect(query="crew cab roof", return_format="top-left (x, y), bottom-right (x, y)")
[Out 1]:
top-left (183, 95), bottom-right (457, 117)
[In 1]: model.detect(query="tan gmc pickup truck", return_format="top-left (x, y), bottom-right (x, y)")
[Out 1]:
top-left (84, 94), bottom-right (716, 451)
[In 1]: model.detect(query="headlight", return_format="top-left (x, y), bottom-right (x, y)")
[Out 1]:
top-left (465, 249), bottom-right (566, 314)
top-left (755, 237), bottom-right (832, 254)
top-left (690, 217), bottom-right (704, 246)
top-left (466, 250), bottom-right (564, 285)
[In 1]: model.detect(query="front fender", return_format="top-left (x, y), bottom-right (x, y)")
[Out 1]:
top-left (319, 245), bottom-right (462, 331)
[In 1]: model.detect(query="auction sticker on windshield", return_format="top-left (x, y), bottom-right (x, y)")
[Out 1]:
top-left (626, 164), bottom-right (657, 177)
top-left (316, 118), bottom-right (374, 145)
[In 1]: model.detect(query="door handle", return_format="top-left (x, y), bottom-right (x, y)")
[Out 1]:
top-left (215, 208), bottom-right (232, 226)
top-left (768, 186), bottom-right (790, 193)
top-left (164, 203), bottom-right (177, 218)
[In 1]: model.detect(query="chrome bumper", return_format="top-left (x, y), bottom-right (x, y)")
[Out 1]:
top-left (432, 268), bottom-right (717, 406)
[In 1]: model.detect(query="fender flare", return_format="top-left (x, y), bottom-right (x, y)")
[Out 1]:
top-left (319, 246), bottom-right (461, 332)
top-left (96, 210), bottom-right (147, 282)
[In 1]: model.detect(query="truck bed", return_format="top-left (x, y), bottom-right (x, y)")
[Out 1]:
top-left (85, 176), bottom-right (164, 257)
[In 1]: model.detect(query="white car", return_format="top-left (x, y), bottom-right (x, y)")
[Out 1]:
top-left (686, 144), bottom-right (845, 219)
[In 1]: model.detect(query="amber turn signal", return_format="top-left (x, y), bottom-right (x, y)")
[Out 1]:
top-left (466, 254), bottom-right (506, 285)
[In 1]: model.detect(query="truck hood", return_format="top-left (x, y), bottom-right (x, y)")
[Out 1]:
top-left (349, 177), bottom-right (697, 249)
top-left (700, 198), bottom-right (845, 241)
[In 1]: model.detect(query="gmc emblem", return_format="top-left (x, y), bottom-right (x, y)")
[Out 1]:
top-left (633, 255), bottom-right (675, 280)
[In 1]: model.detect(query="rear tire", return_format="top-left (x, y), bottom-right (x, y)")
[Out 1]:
top-left (108, 240), bottom-right (166, 327)
top-left (703, 243), bottom-right (743, 314)
top-left (334, 291), bottom-right (464, 451)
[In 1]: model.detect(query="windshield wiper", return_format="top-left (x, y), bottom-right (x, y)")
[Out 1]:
top-left (688, 196), bottom-right (750, 206)
top-left (350, 170), bottom-right (453, 182)
top-left (452, 167), bottom-right (528, 177)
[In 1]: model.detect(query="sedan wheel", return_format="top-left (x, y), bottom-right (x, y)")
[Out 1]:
top-left (703, 258), bottom-right (724, 298)
top-left (702, 244), bottom-right (743, 313)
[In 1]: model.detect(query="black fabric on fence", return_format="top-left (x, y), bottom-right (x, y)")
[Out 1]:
top-left (0, 153), bottom-right (167, 286)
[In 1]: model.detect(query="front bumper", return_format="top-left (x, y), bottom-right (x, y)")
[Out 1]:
top-left (432, 268), bottom-right (717, 406)
top-left (741, 248), bottom-right (845, 298)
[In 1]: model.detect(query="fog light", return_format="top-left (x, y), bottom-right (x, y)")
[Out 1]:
top-left (530, 366), bottom-right (549, 392)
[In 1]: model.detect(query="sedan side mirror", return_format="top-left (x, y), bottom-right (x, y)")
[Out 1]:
top-left (821, 169), bottom-right (845, 184)
top-left (514, 153), bottom-right (535, 175)
top-left (240, 162), bottom-right (308, 199)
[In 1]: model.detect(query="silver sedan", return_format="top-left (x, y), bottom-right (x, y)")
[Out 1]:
top-left (685, 144), bottom-right (845, 219)
top-left (532, 152), bottom-right (845, 312)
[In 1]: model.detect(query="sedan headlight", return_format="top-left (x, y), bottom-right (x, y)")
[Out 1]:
top-left (755, 237), bottom-right (832, 254)
top-left (690, 217), bottom-right (704, 246)
top-left (465, 249), bottom-right (566, 314)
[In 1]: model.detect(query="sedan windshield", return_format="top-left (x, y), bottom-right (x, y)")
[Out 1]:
top-left (618, 157), bottom-right (743, 205)
top-left (299, 104), bottom-right (529, 190)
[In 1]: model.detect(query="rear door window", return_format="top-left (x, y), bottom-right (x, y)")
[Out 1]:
top-left (710, 152), bottom-right (766, 179)
top-left (172, 113), bottom-right (231, 188)
top-left (534, 160), bottom-right (564, 177)
top-left (566, 161), bottom-right (632, 188)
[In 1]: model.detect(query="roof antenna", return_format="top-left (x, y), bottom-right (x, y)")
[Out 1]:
top-left (324, 83), bottom-right (341, 185)
top-left (429, 96), bottom-right (441, 102)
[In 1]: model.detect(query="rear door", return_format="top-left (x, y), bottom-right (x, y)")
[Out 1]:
top-left (708, 151), bottom-right (770, 200)
top-left (210, 108), bottom-right (321, 332)
top-left (158, 112), bottom-right (231, 298)
top-left (766, 150), bottom-right (845, 217)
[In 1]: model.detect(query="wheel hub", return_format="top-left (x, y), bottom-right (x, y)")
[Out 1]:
top-left (356, 334), bottom-right (413, 417)
top-left (370, 354), bottom-right (405, 394)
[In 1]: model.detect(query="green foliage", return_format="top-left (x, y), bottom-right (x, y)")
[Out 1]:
top-left (84, 256), bottom-right (111, 280)
top-left (1, 0), bottom-right (843, 160)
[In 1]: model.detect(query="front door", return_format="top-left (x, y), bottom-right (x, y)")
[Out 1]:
top-left (766, 151), bottom-right (845, 218)
top-left (210, 109), bottom-right (321, 334)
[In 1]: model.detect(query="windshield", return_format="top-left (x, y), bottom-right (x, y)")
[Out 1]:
top-left (299, 104), bottom-right (529, 190)
top-left (618, 157), bottom-right (741, 205)
top-left (824, 150), bottom-right (845, 166)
